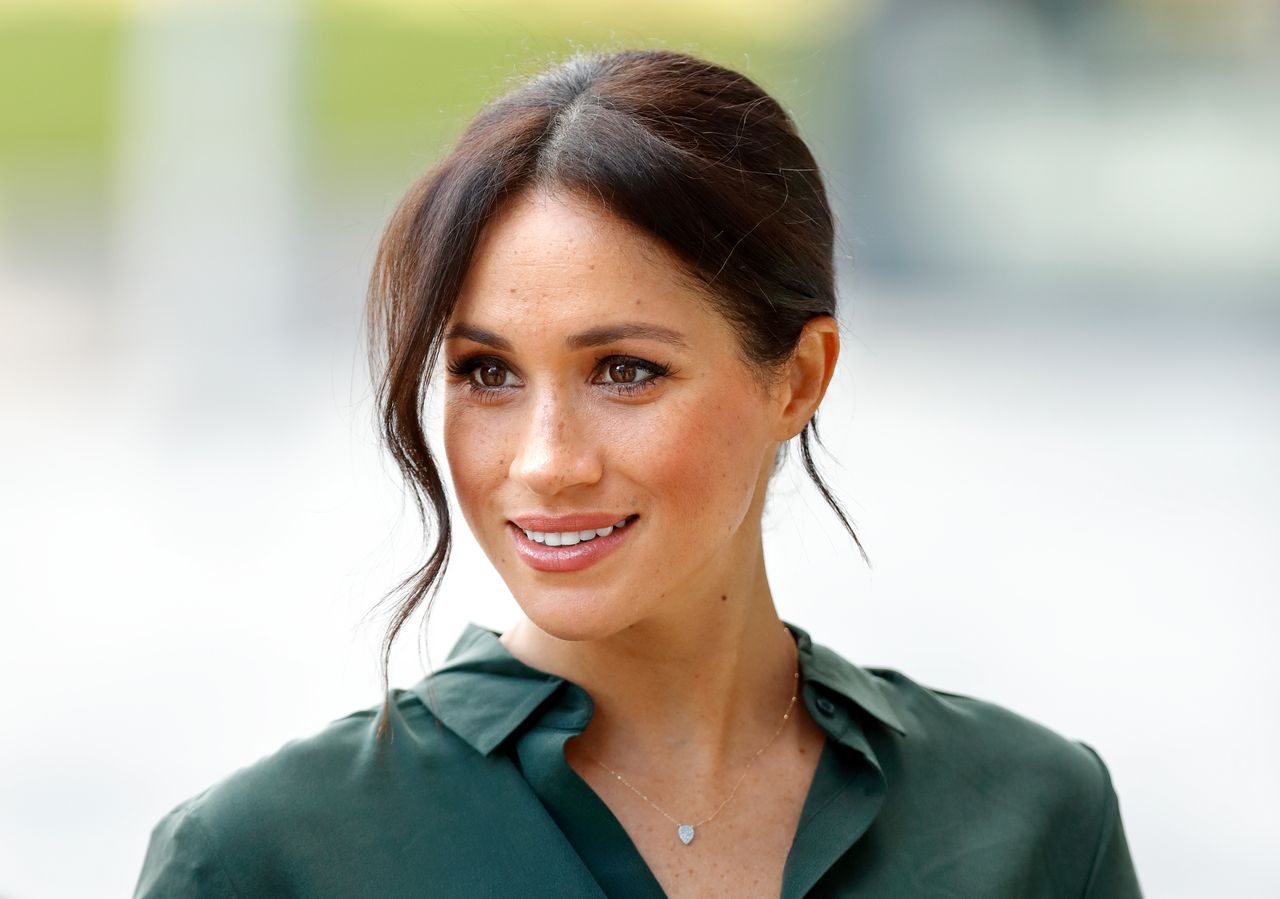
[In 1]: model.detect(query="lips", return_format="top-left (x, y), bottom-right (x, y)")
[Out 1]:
top-left (508, 514), bottom-right (638, 573)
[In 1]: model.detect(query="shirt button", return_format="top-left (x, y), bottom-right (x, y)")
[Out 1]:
top-left (815, 697), bottom-right (836, 716)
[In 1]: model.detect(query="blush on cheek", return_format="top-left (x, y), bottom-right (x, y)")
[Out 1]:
top-left (644, 406), bottom-right (765, 540)
top-left (446, 416), bottom-right (507, 471)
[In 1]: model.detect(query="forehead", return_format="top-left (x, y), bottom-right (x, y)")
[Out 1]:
top-left (451, 189), bottom-right (713, 329)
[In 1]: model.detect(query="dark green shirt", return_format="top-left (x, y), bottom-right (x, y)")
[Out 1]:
top-left (133, 621), bottom-right (1142, 897)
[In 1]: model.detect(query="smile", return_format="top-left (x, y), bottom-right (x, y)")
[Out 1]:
top-left (508, 514), bottom-right (639, 573)
top-left (521, 515), bottom-right (632, 546)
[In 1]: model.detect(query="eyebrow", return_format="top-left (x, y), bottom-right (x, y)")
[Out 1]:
top-left (443, 321), bottom-right (689, 351)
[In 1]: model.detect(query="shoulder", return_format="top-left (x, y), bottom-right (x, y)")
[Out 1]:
top-left (170, 687), bottom-right (467, 824)
top-left (133, 688), bottom-right (476, 898)
top-left (858, 667), bottom-right (1139, 894)
top-left (875, 667), bottom-right (1109, 796)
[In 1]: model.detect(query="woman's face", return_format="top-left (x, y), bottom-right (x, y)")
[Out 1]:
top-left (442, 189), bottom-right (789, 641)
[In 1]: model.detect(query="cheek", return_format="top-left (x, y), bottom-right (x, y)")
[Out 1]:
top-left (622, 394), bottom-right (767, 531)
top-left (443, 403), bottom-right (509, 514)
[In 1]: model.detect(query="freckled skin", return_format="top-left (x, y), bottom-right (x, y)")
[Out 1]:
top-left (442, 189), bottom-right (787, 642)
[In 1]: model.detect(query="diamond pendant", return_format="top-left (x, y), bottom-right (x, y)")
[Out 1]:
top-left (677, 824), bottom-right (695, 845)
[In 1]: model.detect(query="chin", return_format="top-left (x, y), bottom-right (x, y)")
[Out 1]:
top-left (509, 583), bottom-right (641, 644)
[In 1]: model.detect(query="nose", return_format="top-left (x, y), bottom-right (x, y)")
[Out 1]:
top-left (509, 389), bottom-right (603, 497)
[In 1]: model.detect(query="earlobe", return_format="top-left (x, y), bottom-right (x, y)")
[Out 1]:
top-left (778, 316), bottom-right (840, 440)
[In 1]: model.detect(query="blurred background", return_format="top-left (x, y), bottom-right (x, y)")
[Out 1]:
top-left (1, 0), bottom-right (1276, 896)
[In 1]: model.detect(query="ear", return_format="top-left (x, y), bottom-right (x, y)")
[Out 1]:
top-left (774, 315), bottom-right (840, 441)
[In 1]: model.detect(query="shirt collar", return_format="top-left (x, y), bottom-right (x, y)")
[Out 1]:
top-left (409, 620), bottom-right (907, 758)
top-left (790, 622), bottom-right (908, 738)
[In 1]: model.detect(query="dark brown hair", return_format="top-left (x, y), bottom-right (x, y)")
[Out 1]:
top-left (365, 48), bottom-right (866, 738)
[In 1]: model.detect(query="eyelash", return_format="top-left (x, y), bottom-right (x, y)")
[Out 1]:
top-left (445, 354), bottom-right (673, 401)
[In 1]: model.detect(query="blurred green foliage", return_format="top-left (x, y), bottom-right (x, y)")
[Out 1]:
top-left (0, 15), bottom-right (121, 175)
top-left (0, 6), bottom-right (827, 193)
top-left (302, 10), bottom-right (825, 187)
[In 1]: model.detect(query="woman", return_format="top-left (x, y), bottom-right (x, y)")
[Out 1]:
top-left (134, 49), bottom-right (1142, 898)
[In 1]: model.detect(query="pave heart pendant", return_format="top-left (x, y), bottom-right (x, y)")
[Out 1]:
top-left (677, 824), bottom-right (695, 845)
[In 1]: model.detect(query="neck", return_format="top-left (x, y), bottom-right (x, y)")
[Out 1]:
top-left (498, 555), bottom-right (799, 782)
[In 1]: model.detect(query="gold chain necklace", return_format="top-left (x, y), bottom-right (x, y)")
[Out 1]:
top-left (577, 627), bottom-right (800, 847)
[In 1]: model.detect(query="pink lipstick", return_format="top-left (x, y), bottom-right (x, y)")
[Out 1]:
top-left (508, 514), bottom-right (638, 573)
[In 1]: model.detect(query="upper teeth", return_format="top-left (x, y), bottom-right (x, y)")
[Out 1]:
top-left (524, 517), bottom-right (631, 546)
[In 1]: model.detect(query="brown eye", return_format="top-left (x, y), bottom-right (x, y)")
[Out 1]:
top-left (608, 361), bottom-right (637, 383)
top-left (477, 363), bottom-right (507, 388)
top-left (593, 356), bottom-right (669, 394)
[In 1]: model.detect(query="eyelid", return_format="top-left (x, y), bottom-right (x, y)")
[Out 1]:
top-left (446, 352), bottom-right (666, 378)
top-left (445, 352), bottom-right (522, 380)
